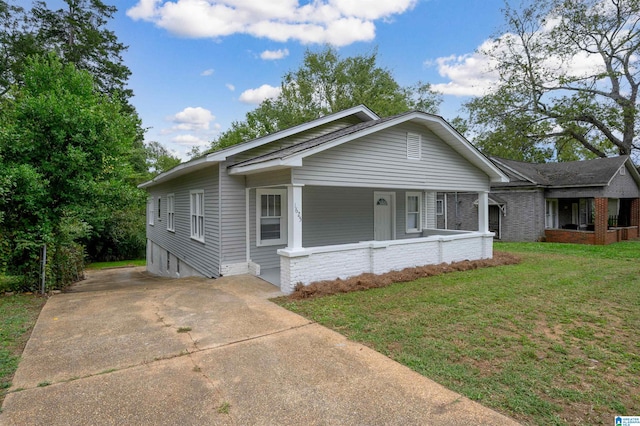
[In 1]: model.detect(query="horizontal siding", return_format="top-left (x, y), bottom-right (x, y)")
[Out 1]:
top-left (246, 168), bottom-right (291, 188)
top-left (145, 165), bottom-right (220, 277)
top-left (293, 122), bottom-right (490, 191)
top-left (219, 165), bottom-right (247, 265)
top-left (233, 116), bottom-right (362, 163)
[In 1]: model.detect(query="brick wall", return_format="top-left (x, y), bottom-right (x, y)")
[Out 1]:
top-left (594, 197), bottom-right (609, 245)
top-left (545, 230), bottom-right (595, 244)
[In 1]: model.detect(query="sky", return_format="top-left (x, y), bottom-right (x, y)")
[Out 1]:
top-left (28, 0), bottom-right (514, 159)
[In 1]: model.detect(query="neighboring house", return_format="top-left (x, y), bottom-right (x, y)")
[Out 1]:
top-left (437, 156), bottom-right (640, 245)
top-left (139, 105), bottom-right (508, 294)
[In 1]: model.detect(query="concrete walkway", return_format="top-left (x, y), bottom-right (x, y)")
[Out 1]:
top-left (0, 268), bottom-right (518, 425)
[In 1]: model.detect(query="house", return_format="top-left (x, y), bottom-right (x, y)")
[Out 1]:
top-left (436, 156), bottom-right (640, 245)
top-left (139, 105), bottom-right (508, 294)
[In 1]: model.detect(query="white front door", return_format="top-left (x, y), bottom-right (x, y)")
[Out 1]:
top-left (374, 192), bottom-right (395, 241)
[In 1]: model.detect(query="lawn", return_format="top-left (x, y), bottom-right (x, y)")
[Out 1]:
top-left (277, 241), bottom-right (640, 425)
top-left (0, 293), bottom-right (45, 407)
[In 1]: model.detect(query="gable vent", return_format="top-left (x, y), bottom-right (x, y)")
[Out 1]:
top-left (407, 132), bottom-right (421, 160)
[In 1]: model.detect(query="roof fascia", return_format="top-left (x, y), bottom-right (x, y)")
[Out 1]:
top-left (228, 157), bottom-right (303, 175)
top-left (138, 156), bottom-right (218, 189)
top-left (207, 105), bottom-right (379, 162)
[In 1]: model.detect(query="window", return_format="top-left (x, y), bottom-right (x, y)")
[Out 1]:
top-left (148, 198), bottom-right (154, 226)
top-left (436, 199), bottom-right (444, 216)
top-left (166, 194), bottom-right (175, 231)
top-left (166, 250), bottom-right (170, 271)
top-left (256, 189), bottom-right (287, 246)
top-left (157, 196), bottom-right (162, 221)
top-left (190, 190), bottom-right (204, 242)
top-left (406, 132), bottom-right (421, 160)
top-left (406, 192), bottom-right (422, 233)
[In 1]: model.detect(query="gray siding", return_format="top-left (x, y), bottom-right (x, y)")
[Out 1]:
top-left (246, 168), bottom-right (291, 188)
top-left (604, 169), bottom-right (640, 198)
top-left (146, 165), bottom-right (220, 277)
top-left (547, 187), bottom-right (606, 199)
top-left (292, 122), bottom-right (490, 191)
top-left (302, 186), bottom-right (373, 246)
top-left (219, 163), bottom-right (247, 266)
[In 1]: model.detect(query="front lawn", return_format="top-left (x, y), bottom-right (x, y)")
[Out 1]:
top-left (0, 293), bottom-right (45, 407)
top-left (277, 242), bottom-right (640, 425)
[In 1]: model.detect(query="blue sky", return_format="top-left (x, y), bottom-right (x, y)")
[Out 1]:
top-left (28, 0), bottom-right (512, 159)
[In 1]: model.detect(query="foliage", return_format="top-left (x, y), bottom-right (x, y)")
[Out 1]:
top-left (144, 141), bottom-right (181, 176)
top-left (462, 0), bottom-right (640, 162)
top-left (211, 47), bottom-right (442, 151)
top-left (278, 241), bottom-right (640, 425)
top-left (0, 53), bottom-right (142, 289)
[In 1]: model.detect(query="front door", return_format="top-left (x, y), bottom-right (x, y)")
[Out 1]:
top-left (374, 192), bottom-right (395, 241)
top-left (488, 205), bottom-right (501, 239)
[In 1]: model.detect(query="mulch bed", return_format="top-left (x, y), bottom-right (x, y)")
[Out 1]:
top-left (289, 251), bottom-right (521, 300)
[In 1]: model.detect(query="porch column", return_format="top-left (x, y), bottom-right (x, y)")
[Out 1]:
top-left (630, 198), bottom-right (640, 238)
top-left (478, 191), bottom-right (489, 233)
top-left (287, 184), bottom-right (303, 250)
top-left (594, 197), bottom-right (608, 245)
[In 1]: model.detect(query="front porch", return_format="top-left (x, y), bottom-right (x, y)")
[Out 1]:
top-left (267, 185), bottom-right (494, 294)
top-left (277, 230), bottom-right (493, 294)
top-left (544, 197), bottom-right (640, 245)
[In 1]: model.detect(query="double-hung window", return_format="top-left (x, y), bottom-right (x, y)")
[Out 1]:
top-left (166, 194), bottom-right (175, 232)
top-left (257, 189), bottom-right (287, 246)
top-left (148, 198), bottom-right (154, 226)
top-left (190, 190), bottom-right (204, 242)
top-left (406, 192), bottom-right (422, 233)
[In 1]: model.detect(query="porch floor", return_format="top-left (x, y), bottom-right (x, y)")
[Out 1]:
top-left (259, 267), bottom-right (281, 287)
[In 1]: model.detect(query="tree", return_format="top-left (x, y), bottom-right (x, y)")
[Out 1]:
top-left (463, 0), bottom-right (640, 161)
top-left (0, 53), bottom-right (142, 289)
top-left (145, 141), bottom-right (181, 176)
top-left (212, 47), bottom-right (441, 150)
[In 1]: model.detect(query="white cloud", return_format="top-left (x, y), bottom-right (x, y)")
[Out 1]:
top-left (127, 0), bottom-right (417, 46)
top-left (201, 68), bottom-right (214, 76)
top-left (226, 83), bottom-right (235, 91)
top-left (171, 134), bottom-right (209, 147)
top-left (239, 84), bottom-right (281, 104)
top-left (260, 48), bottom-right (289, 60)
top-left (168, 107), bottom-right (215, 131)
top-left (429, 26), bottom-right (607, 98)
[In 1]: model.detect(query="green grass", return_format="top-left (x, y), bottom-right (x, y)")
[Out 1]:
top-left (85, 259), bottom-right (146, 270)
top-left (277, 241), bottom-right (640, 425)
top-left (0, 293), bottom-right (46, 404)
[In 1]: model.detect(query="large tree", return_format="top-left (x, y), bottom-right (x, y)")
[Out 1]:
top-left (212, 47), bottom-right (441, 150)
top-left (463, 0), bottom-right (640, 162)
top-left (0, 54), bottom-right (142, 288)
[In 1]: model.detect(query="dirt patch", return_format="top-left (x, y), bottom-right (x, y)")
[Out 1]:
top-left (288, 251), bottom-right (521, 300)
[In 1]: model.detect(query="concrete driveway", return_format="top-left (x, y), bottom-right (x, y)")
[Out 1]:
top-left (0, 268), bottom-right (518, 425)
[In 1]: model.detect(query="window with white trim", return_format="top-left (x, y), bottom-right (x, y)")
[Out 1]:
top-left (436, 199), bottom-right (444, 215)
top-left (148, 198), bottom-right (154, 225)
top-left (406, 132), bottom-right (421, 160)
top-left (190, 190), bottom-right (204, 242)
top-left (166, 194), bottom-right (175, 231)
top-left (256, 189), bottom-right (287, 246)
top-left (406, 192), bottom-right (422, 233)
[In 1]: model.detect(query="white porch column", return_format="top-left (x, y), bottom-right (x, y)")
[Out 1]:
top-left (478, 191), bottom-right (489, 233)
top-left (425, 191), bottom-right (436, 229)
top-left (287, 184), bottom-right (304, 250)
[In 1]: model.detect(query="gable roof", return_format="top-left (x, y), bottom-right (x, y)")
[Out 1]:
top-left (228, 111), bottom-right (509, 183)
top-left (138, 105), bottom-right (379, 189)
top-left (491, 156), bottom-right (640, 188)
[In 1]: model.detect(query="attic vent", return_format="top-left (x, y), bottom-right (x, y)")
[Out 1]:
top-left (407, 132), bottom-right (421, 160)
top-left (620, 166), bottom-right (626, 176)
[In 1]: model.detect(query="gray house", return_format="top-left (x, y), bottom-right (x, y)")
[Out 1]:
top-left (437, 156), bottom-right (640, 245)
top-left (139, 105), bottom-right (508, 294)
